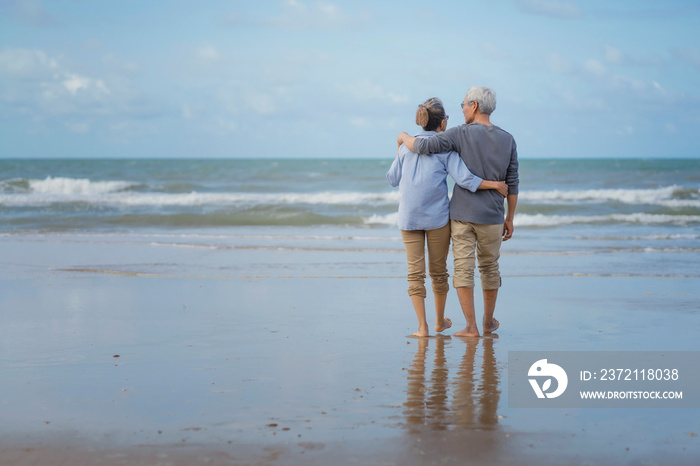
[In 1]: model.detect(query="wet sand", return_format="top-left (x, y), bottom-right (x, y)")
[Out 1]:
top-left (1, 232), bottom-right (699, 465)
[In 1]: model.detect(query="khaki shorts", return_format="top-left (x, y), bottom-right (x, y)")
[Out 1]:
top-left (400, 222), bottom-right (451, 297)
top-left (450, 219), bottom-right (502, 290)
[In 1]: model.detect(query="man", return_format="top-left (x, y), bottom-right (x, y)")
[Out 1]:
top-left (396, 86), bottom-right (519, 337)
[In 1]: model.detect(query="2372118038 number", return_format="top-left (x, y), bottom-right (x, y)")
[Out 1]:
top-left (599, 368), bottom-right (679, 381)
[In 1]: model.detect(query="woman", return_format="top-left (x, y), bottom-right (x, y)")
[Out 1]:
top-left (387, 97), bottom-right (507, 337)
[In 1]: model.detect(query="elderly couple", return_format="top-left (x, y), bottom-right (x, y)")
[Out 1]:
top-left (387, 86), bottom-right (519, 338)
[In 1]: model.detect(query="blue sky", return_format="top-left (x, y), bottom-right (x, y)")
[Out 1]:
top-left (1, 0), bottom-right (699, 159)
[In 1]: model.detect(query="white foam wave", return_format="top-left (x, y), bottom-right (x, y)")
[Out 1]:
top-left (364, 212), bottom-right (399, 226)
top-left (515, 213), bottom-right (700, 227)
top-left (0, 189), bottom-right (401, 207)
top-left (522, 186), bottom-right (699, 207)
top-left (6, 181), bottom-right (697, 209)
top-left (575, 234), bottom-right (700, 241)
top-left (28, 177), bottom-right (137, 195)
top-left (363, 212), bottom-right (700, 228)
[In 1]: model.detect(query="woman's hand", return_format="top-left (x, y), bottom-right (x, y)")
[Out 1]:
top-left (494, 181), bottom-right (508, 197)
top-left (478, 180), bottom-right (508, 197)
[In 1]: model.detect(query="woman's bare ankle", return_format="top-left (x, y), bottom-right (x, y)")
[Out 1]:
top-left (413, 324), bottom-right (430, 337)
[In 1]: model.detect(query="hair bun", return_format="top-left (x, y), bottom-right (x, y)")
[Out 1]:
top-left (414, 97), bottom-right (445, 131)
top-left (415, 104), bottom-right (430, 127)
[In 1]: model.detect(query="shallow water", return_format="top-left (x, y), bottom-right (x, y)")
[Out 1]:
top-left (1, 231), bottom-right (699, 464)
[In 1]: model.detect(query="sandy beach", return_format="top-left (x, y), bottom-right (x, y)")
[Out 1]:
top-left (1, 230), bottom-right (698, 465)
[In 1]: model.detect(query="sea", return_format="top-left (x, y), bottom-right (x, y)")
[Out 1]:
top-left (1, 158), bottom-right (700, 278)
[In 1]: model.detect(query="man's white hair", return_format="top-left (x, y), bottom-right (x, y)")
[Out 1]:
top-left (466, 86), bottom-right (496, 115)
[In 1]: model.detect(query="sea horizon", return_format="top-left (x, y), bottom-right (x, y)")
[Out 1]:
top-left (2, 155), bottom-right (699, 160)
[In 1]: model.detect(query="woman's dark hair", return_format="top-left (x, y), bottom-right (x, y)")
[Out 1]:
top-left (415, 97), bottom-right (446, 131)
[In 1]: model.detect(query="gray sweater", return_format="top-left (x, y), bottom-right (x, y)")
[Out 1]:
top-left (413, 122), bottom-right (519, 225)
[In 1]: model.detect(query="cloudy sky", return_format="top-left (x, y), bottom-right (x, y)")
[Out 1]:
top-left (1, 0), bottom-right (699, 159)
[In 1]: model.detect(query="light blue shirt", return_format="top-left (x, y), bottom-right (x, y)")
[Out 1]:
top-left (386, 131), bottom-right (483, 231)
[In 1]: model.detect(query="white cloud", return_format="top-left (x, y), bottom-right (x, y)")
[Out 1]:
top-left (603, 44), bottom-right (664, 67)
top-left (216, 85), bottom-right (281, 117)
top-left (516, 0), bottom-right (584, 19)
top-left (182, 104), bottom-right (193, 119)
top-left (672, 47), bottom-right (700, 70)
top-left (246, 92), bottom-right (277, 115)
top-left (102, 54), bottom-right (140, 75)
top-left (617, 125), bottom-right (635, 135)
top-left (341, 79), bottom-right (408, 105)
top-left (546, 53), bottom-right (573, 73)
top-left (349, 117), bottom-right (366, 127)
top-left (198, 46), bottom-right (220, 61)
top-left (62, 74), bottom-right (89, 95)
top-left (214, 117), bottom-right (238, 135)
top-left (264, 1), bottom-right (366, 30)
top-left (604, 45), bottom-right (624, 65)
top-left (0, 47), bottom-right (58, 79)
top-left (652, 81), bottom-right (666, 94)
top-left (0, 46), bottom-right (163, 134)
top-left (62, 74), bottom-right (110, 96)
top-left (584, 59), bottom-right (607, 76)
top-left (284, 0), bottom-right (307, 11)
top-left (483, 43), bottom-right (511, 60)
top-left (65, 120), bottom-right (90, 133)
top-left (316, 2), bottom-right (340, 18)
top-left (610, 74), bottom-right (646, 92)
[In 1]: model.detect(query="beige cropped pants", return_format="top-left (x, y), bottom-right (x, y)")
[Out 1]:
top-left (450, 219), bottom-right (503, 290)
top-left (400, 223), bottom-right (451, 298)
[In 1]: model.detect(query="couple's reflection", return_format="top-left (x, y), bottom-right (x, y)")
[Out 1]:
top-left (404, 336), bottom-right (500, 432)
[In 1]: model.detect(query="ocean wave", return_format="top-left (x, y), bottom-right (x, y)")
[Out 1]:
top-left (575, 234), bottom-right (700, 241)
top-left (1, 176), bottom-right (140, 195)
top-left (4, 177), bottom-right (698, 209)
top-left (515, 213), bottom-right (700, 227)
top-left (0, 190), bottom-right (402, 207)
top-left (364, 213), bottom-right (399, 226)
top-left (33, 177), bottom-right (138, 194)
top-left (363, 212), bottom-right (700, 228)
top-left (521, 186), bottom-right (700, 207)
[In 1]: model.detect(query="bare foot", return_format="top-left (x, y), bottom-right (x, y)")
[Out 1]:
top-left (435, 317), bottom-right (452, 333)
top-left (413, 325), bottom-right (429, 337)
top-left (454, 325), bottom-right (480, 338)
top-left (483, 318), bottom-right (499, 334)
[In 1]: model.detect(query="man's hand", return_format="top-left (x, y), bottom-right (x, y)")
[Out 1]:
top-left (397, 132), bottom-right (409, 147)
top-left (397, 132), bottom-right (416, 152)
top-left (503, 218), bottom-right (514, 241)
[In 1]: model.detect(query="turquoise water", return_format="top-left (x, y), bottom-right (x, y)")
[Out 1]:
top-left (1, 158), bottom-right (699, 278)
top-left (2, 158), bottom-right (699, 230)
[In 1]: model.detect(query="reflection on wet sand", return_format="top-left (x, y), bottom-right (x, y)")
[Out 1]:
top-left (404, 337), bottom-right (501, 433)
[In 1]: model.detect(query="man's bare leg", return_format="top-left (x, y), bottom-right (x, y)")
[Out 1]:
top-left (433, 293), bottom-right (452, 332)
top-left (411, 295), bottom-right (429, 337)
top-left (454, 287), bottom-right (480, 337)
top-left (483, 289), bottom-right (500, 333)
